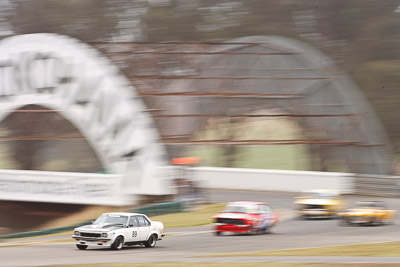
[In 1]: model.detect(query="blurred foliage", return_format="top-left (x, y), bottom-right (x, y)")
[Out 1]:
top-left (4, 0), bottom-right (120, 41)
top-left (140, 0), bottom-right (400, 156)
top-left (354, 61), bottom-right (400, 151)
top-left (0, 0), bottom-right (399, 169)
top-left (188, 117), bottom-right (348, 172)
top-left (189, 117), bottom-right (309, 169)
top-left (0, 105), bottom-right (103, 172)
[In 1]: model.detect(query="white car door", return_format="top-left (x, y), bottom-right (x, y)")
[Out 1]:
top-left (125, 216), bottom-right (140, 243)
top-left (137, 215), bottom-right (152, 241)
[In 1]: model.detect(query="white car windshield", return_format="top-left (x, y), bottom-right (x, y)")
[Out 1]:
top-left (223, 203), bottom-right (258, 214)
top-left (94, 214), bottom-right (128, 226)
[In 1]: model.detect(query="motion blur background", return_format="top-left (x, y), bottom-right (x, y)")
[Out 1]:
top-left (0, 0), bottom-right (400, 232)
top-left (0, 0), bottom-right (399, 173)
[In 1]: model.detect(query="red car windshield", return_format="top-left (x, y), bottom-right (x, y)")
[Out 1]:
top-left (223, 203), bottom-right (258, 214)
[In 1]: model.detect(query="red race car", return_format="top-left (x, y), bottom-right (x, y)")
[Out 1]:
top-left (212, 201), bottom-right (278, 235)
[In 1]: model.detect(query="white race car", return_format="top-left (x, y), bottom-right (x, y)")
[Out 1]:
top-left (72, 212), bottom-right (165, 250)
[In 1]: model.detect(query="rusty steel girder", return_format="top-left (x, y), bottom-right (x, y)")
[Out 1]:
top-left (90, 36), bottom-right (394, 175)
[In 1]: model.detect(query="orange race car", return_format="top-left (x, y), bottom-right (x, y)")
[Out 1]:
top-left (338, 201), bottom-right (397, 226)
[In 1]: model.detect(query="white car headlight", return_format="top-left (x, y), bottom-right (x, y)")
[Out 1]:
top-left (74, 231), bottom-right (80, 236)
top-left (101, 233), bottom-right (108, 238)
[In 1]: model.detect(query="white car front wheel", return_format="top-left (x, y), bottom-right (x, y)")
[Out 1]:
top-left (76, 244), bottom-right (87, 250)
top-left (111, 236), bottom-right (124, 250)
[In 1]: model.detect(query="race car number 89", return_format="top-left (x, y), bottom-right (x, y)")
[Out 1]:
top-left (132, 231), bottom-right (137, 237)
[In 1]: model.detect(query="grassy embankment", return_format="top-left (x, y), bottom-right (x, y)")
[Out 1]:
top-left (44, 262), bottom-right (400, 267)
top-left (205, 242), bottom-right (400, 257)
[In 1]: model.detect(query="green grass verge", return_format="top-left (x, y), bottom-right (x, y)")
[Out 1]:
top-left (150, 203), bottom-right (226, 228)
top-left (205, 242), bottom-right (400, 257)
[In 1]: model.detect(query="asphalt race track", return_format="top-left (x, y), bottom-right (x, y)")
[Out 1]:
top-left (1, 189), bottom-right (400, 266)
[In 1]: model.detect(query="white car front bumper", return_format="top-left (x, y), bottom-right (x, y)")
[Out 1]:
top-left (72, 235), bottom-right (113, 247)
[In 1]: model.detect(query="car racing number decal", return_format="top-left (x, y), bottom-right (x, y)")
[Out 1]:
top-left (132, 231), bottom-right (137, 238)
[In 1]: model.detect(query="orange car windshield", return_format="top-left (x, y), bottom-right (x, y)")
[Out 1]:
top-left (301, 192), bottom-right (337, 199)
top-left (357, 202), bottom-right (382, 209)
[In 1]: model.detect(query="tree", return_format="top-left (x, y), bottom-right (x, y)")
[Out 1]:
top-left (5, 0), bottom-right (120, 42)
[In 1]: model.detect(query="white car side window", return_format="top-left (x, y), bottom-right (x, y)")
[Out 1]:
top-left (128, 216), bottom-right (139, 227)
top-left (137, 216), bottom-right (149, 227)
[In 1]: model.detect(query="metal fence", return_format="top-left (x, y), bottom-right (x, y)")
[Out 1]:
top-left (353, 174), bottom-right (400, 198)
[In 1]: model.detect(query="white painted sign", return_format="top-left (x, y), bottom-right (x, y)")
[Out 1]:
top-left (0, 170), bottom-right (128, 205)
top-left (0, 34), bottom-right (173, 205)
